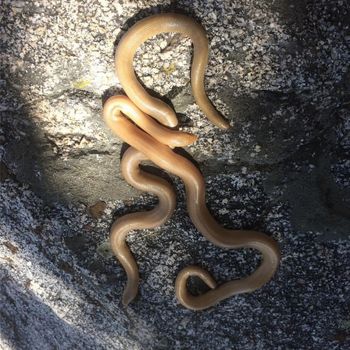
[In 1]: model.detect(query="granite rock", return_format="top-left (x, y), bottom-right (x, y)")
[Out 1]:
top-left (1, 174), bottom-right (350, 349)
top-left (1, 0), bottom-right (350, 349)
top-left (1, 0), bottom-right (349, 204)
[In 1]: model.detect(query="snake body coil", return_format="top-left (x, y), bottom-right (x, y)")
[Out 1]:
top-left (103, 13), bottom-right (280, 310)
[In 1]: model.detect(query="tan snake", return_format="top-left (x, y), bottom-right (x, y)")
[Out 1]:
top-left (103, 13), bottom-right (280, 310)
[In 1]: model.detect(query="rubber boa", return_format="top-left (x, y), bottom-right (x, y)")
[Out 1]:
top-left (115, 13), bottom-right (230, 129)
top-left (104, 13), bottom-right (280, 310)
top-left (109, 146), bottom-right (176, 306)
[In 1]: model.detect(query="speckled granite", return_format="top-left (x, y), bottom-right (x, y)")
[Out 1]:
top-left (1, 176), bottom-right (350, 349)
top-left (1, 0), bottom-right (349, 204)
top-left (0, 0), bottom-right (350, 348)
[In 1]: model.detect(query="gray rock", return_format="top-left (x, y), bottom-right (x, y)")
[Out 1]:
top-left (1, 175), bottom-right (350, 349)
top-left (0, 268), bottom-right (102, 350)
top-left (2, 91), bottom-right (138, 204)
top-left (263, 108), bottom-right (350, 239)
top-left (1, 0), bottom-right (350, 347)
top-left (264, 162), bottom-right (350, 240)
top-left (1, 0), bottom-right (349, 204)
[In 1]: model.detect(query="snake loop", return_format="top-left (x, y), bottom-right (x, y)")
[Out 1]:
top-left (103, 13), bottom-right (280, 310)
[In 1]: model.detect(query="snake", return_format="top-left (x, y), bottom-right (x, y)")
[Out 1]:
top-left (103, 13), bottom-right (280, 310)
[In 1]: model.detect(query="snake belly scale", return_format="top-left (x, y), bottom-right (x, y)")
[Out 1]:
top-left (103, 13), bottom-right (280, 310)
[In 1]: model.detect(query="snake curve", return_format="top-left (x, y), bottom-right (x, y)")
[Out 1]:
top-left (103, 13), bottom-right (280, 310)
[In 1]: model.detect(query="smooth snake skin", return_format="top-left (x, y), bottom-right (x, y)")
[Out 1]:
top-left (103, 13), bottom-right (280, 310)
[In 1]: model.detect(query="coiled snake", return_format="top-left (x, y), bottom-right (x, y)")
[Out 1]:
top-left (103, 13), bottom-right (280, 310)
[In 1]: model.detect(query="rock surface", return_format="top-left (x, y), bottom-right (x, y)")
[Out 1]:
top-left (1, 177), bottom-right (350, 349)
top-left (1, 0), bottom-right (349, 205)
top-left (1, 0), bottom-right (350, 349)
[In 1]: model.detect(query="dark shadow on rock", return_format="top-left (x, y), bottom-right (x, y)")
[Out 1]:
top-left (1, 84), bottom-right (135, 205)
top-left (220, 89), bottom-right (340, 165)
top-left (263, 123), bottom-right (350, 240)
top-left (0, 268), bottom-right (98, 349)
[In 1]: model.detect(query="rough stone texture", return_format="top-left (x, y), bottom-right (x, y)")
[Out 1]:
top-left (1, 0), bottom-right (349, 204)
top-left (1, 177), bottom-right (350, 349)
top-left (1, 0), bottom-right (350, 349)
